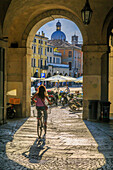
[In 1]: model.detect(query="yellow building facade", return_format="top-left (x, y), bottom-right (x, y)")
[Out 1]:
top-left (31, 32), bottom-right (48, 78)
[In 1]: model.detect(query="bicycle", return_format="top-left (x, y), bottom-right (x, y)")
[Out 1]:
top-left (37, 104), bottom-right (51, 139)
top-left (37, 109), bottom-right (46, 139)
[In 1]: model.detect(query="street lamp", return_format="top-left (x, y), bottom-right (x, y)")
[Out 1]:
top-left (81, 0), bottom-right (93, 25)
top-left (56, 70), bottom-right (59, 75)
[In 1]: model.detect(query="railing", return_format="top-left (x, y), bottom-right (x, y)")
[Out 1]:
top-left (40, 66), bottom-right (48, 70)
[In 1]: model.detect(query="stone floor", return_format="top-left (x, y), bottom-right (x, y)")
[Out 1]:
top-left (0, 106), bottom-right (113, 170)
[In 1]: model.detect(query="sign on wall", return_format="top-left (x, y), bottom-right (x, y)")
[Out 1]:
top-left (41, 73), bottom-right (45, 78)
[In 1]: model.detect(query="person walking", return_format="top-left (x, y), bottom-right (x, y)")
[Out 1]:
top-left (32, 85), bottom-right (51, 137)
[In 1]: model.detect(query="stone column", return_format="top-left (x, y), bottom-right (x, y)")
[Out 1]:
top-left (7, 48), bottom-right (31, 118)
top-left (109, 45), bottom-right (113, 115)
top-left (0, 40), bottom-right (7, 124)
top-left (82, 44), bottom-right (108, 120)
top-left (22, 48), bottom-right (32, 117)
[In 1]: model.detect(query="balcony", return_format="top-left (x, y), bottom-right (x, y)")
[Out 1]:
top-left (40, 66), bottom-right (48, 70)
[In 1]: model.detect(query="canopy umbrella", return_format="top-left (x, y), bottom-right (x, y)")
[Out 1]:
top-left (75, 76), bottom-right (83, 83)
top-left (44, 75), bottom-right (77, 82)
top-left (31, 77), bottom-right (45, 82)
top-left (44, 75), bottom-right (77, 93)
top-left (64, 76), bottom-right (77, 82)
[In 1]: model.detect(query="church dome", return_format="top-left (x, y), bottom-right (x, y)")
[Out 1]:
top-left (51, 30), bottom-right (66, 41)
top-left (51, 21), bottom-right (66, 41)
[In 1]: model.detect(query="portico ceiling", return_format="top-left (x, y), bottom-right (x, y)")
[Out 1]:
top-left (0, 0), bottom-right (113, 46)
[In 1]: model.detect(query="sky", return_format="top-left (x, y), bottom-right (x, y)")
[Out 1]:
top-left (38, 18), bottom-right (83, 44)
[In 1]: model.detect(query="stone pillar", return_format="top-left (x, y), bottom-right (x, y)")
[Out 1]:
top-left (7, 48), bottom-right (31, 118)
top-left (82, 44), bottom-right (108, 120)
top-left (0, 40), bottom-right (7, 124)
top-left (109, 45), bottom-right (113, 115)
top-left (22, 48), bottom-right (32, 117)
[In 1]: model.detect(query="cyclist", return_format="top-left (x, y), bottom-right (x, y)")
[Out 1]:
top-left (32, 85), bottom-right (51, 136)
top-left (65, 85), bottom-right (70, 93)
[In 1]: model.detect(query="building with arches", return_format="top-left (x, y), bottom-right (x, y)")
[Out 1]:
top-left (0, 0), bottom-right (113, 124)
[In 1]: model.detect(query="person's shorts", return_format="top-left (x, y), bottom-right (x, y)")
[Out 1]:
top-left (36, 106), bottom-right (47, 122)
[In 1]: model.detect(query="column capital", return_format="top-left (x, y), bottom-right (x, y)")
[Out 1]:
top-left (82, 44), bottom-right (108, 53)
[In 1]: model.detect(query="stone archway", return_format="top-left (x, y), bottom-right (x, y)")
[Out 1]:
top-left (22, 9), bottom-right (88, 48)
top-left (22, 9), bottom-right (87, 118)
top-left (3, 2), bottom-right (112, 121)
top-left (4, 7), bottom-right (88, 119)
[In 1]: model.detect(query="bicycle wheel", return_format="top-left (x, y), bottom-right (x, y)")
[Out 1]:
top-left (69, 103), bottom-right (77, 111)
top-left (37, 111), bottom-right (45, 139)
top-left (37, 118), bottom-right (42, 139)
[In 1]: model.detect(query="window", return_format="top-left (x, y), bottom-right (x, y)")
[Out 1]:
top-left (31, 58), bottom-right (36, 67)
top-left (41, 47), bottom-right (43, 55)
top-left (50, 57), bottom-right (52, 63)
top-left (38, 47), bottom-right (43, 54)
top-left (31, 58), bottom-right (33, 66)
top-left (38, 48), bottom-right (40, 54)
top-left (39, 40), bottom-right (43, 44)
top-left (38, 59), bottom-right (40, 68)
top-left (47, 47), bottom-right (49, 52)
top-left (56, 58), bottom-right (60, 64)
top-left (68, 51), bottom-right (72, 58)
top-left (45, 41), bottom-right (47, 45)
top-left (47, 56), bottom-right (49, 63)
top-left (33, 38), bottom-right (36, 43)
top-left (34, 46), bottom-right (36, 53)
top-left (45, 48), bottom-right (47, 55)
top-left (50, 48), bottom-right (52, 53)
top-left (34, 58), bottom-right (36, 67)
top-left (41, 59), bottom-right (43, 68)
top-left (38, 59), bottom-right (43, 68)
top-left (69, 62), bottom-right (72, 70)
top-left (53, 57), bottom-right (55, 63)
top-left (45, 60), bottom-right (47, 66)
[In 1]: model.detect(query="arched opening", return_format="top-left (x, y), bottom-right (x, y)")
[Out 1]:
top-left (24, 10), bottom-right (85, 116)
top-left (30, 17), bottom-right (84, 116)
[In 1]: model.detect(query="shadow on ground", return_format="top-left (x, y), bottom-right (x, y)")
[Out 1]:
top-left (84, 120), bottom-right (113, 169)
top-left (0, 118), bottom-right (31, 170)
top-left (22, 138), bottom-right (50, 164)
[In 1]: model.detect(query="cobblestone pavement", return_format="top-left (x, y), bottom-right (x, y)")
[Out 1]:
top-left (0, 106), bottom-right (113, 170)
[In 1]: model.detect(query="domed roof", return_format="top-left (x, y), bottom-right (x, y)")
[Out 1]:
top-left (51, 30), bottom-right (66, 41)
top-left (51, 21), bottom-right (66, 41)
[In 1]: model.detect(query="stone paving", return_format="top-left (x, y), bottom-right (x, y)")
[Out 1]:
top-left (0, 106), bottom-right (113, 170)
